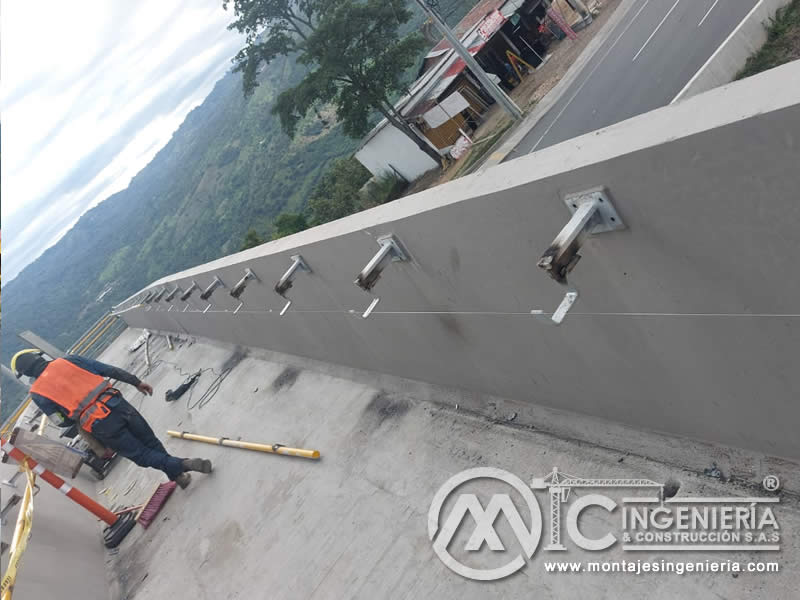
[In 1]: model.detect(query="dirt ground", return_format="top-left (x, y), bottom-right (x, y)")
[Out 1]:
top-left (403, 0), bottom-right (625, 196)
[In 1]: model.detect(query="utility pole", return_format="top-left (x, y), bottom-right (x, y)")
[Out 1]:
top-left (415, 0), bottom-right (523, 120)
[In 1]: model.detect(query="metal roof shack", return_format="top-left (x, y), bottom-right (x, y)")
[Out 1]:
top-left (355, 0), bottom-right (572, 181)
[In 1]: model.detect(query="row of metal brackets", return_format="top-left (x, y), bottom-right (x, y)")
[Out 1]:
top-left (139, 234), bottom-right (407, 319)
top-left (138, 188), bottom-right (625, 324)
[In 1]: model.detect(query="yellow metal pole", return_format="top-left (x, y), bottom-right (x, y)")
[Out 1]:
top-left (69, 313), bottom-right (114, 354)
top-left (0, 398), bottom-right (32, 439)
top-left (167, 430), bottom-right (320, 460)
top-left (78, 316), bottom-right (117, 356)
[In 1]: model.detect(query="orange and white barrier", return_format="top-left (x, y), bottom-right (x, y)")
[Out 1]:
top-left (1, 438), bottom-right (135, 548)
top-left (1, 439), bottom-right (117, 525)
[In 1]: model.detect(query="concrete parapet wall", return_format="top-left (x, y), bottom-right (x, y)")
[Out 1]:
top-left (672, 0), bottom-right (791, 102)
top-left (117, 62), bottom-right (800, 460)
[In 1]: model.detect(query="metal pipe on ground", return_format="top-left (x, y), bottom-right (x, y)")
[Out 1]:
top-left (167, 430), bottom-right (320, 460)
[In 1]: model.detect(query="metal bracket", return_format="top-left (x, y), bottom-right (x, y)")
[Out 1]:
top-left (200, 276), bottom-right (225, 301)
top-left (362, 297), bottom-right (381, 319)
top-left (537, 188), bottom-right (624, 285)
top-left (534, 188), bottom-right (624, 325)
top-left (1, 470), bottom-right (23, 489)
top-left (152, 288), bottom-right (166, 303)
top-left (230, 268), bottom-right (258, 300)
top-left (180, 281), bottom-right (199, 302)
top-left (142, 290), bottom-right (156, 304)
top-left (0, 494), bottom-right (21, 526)
top-left (274, 255), bottom-right (311, 298)
top-left (354, 235), bottom-right (407, 292)
top-left (531, 288), bottom-right (579, 326)
top-left (164, 286), bottom-right (181, 302)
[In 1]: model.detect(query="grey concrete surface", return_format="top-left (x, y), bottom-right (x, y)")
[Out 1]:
top-left (94, 328), bottom-right (800, 599)
top-left (118, 62), bottom-right (800, 460)
top-left (672, 0), bottom-right (792, 101)
top-left (1, 453), bottom-right (109, 600)
top-left (510, 0), bottom-right (760, 155)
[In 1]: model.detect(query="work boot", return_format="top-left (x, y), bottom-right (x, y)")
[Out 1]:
top-left (175, 472), bottom-right (192, 489)
top-left (182, 458), bottom-right (213, 474)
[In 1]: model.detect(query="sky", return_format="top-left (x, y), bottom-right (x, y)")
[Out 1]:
top-left (1, 1), bottom-right (247, 282)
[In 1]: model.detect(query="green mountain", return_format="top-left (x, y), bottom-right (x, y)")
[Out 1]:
top-left (0, 0), bottom-right (480, 421)
top-left (1, 54), bottom-right (360, 419)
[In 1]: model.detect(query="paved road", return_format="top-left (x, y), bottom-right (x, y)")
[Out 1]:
top-left (511, 0), bottom-right (760, 155)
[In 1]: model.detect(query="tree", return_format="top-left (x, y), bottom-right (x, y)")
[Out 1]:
top-left (224, 0), bottom-right (323, 95)
top-left (271, 212), bottom-right (309, 239)
top-left (225, 0), bottom-right (442, 164)
top-left (240, 228), bottom-right (266, 250)
top-left (306, 157), bottom-right (371, 225)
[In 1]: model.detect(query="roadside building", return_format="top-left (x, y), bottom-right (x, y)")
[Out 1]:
top-left (355, 0), bottom-right (589, 180)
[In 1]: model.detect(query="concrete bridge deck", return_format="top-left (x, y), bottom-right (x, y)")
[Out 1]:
top-left (90, 327), bottom-right (799, 599)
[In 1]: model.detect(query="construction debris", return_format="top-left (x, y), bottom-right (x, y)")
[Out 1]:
top-left (128, 330), bottom-right (150, 353)
top-left (703, 463), bottom-right (726, 481)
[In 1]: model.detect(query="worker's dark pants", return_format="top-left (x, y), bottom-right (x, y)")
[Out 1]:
top-left (91, 398), bottom-right (184, 480)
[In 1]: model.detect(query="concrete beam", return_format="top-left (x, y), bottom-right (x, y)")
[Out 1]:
top-left (17, 331), bottom-right (65, 359)
top-left (116, 61), bottom-right (800, 459)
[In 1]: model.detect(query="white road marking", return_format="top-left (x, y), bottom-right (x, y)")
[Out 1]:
top-left (672, 0), bottom-right (765, 103)
top-left (531, 0), bottom-right (651, 152)
top-left (698, 0), bottom-right (721, 27)
top-left (632, 0), bottom-right (682, 62)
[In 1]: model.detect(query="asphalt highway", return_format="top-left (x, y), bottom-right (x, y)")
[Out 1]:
top-left (511, 0), bottom-right (760, 155)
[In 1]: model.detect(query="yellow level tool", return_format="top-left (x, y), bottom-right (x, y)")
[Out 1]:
top-left (167, 430), bottom-right (320, 460)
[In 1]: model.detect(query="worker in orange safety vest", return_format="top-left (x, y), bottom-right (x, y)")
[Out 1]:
top-left (10, 350), bottom-right (212, 488)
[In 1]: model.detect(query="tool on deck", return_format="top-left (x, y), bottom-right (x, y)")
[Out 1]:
top-left (59, 423), bottom-right (119, 480)
top-left (167, 430), bottom-right (320, 460)
top-left (165, 370), bottom-right (202, 402)
top-left (135, 481), bottom-right (177, 528)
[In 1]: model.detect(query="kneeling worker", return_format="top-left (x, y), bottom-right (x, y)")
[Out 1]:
top-left (11, 350), bottom-right (211, 488)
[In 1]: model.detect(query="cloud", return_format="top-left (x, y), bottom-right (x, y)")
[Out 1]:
top-left (1, 0), bottom-right (246, 281)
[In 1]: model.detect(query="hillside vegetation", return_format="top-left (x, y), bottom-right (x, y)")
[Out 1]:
top-left (1, 55), bottom-right (359, 417)
top-left (0, 0), bottom-right (478, 420)
top-left (736, 0), bottom-right (800, 79)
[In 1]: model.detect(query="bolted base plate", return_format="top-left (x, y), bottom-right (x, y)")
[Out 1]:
top-left (563, 187), bottom-right (625, 234)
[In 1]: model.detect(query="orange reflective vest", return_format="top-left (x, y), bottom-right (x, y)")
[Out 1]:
top-left (30, 358), bottom-right (115, 432)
